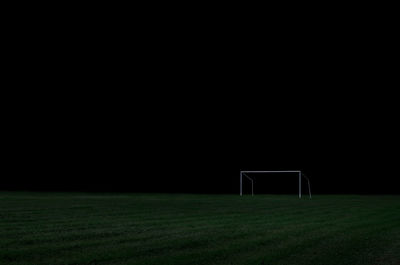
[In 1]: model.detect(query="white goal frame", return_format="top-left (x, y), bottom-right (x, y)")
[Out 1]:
top-left (240, 170), bottom-right (312, 199)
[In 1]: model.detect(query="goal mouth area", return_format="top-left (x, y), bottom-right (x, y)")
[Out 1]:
top-left (240, 171), bottom-right (311, 199)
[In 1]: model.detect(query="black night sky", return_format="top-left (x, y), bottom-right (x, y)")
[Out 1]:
top-left (3, 86), bottom-right (398, 195)
top-left (3, 0), bottom-right (399, 196)
top-left (3, 19), bottom-right (398, 194)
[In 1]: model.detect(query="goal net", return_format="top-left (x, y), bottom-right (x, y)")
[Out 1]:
top-left (240, 171), bottom-right (311, 199)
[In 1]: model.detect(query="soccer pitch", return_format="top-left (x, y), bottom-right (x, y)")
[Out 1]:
top-left (0, 193), bottom-right (399, 265)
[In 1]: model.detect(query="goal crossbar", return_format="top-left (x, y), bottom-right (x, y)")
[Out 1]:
top-left (240, 170), bottom-right (311, 199)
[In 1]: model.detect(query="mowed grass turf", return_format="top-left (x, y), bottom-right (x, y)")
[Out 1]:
top-left (0, 193), bottom-right (399, 265)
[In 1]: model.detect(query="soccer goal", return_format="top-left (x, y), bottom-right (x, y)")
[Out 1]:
top-left (240, 171), bottom-right (312, 199)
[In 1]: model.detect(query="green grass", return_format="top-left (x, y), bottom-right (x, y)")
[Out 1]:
top-left (0, 193), bottom-right (399, 265)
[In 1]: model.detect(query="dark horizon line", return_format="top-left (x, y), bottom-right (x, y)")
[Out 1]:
top-left (1, 190), bottom-right (399, 195)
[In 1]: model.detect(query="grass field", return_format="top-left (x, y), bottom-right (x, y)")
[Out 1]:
top-left (0, 193), bottom-right (399, 265)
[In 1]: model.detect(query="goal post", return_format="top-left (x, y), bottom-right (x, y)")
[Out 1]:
top-left (240, 170), bottom-right (312, 199)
